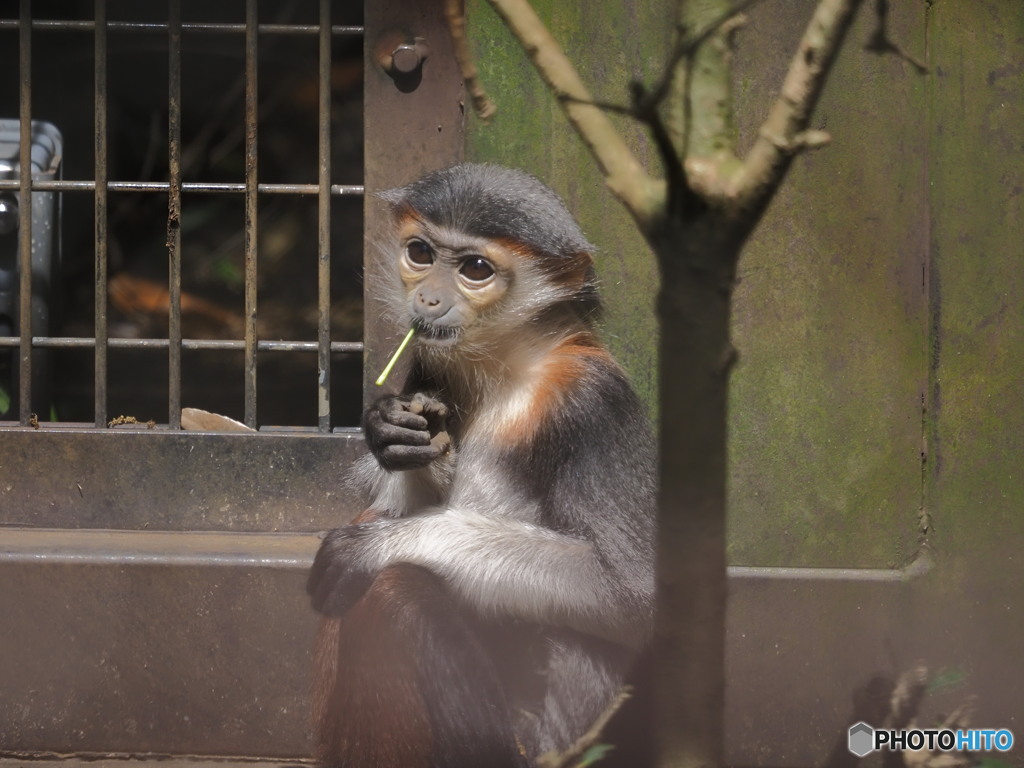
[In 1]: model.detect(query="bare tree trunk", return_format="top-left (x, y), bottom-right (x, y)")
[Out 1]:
top-left (652, 233), bottom-right (736, 768)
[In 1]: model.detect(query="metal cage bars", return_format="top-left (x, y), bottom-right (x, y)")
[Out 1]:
top-left (1, 0), bottom-right (365, 431)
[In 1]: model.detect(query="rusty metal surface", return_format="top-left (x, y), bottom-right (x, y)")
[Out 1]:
top-left (0, 533), bottom-right (317, 757)
top-left (362, 0), bottom-right (464, 398)
top-left (0, 529), bottom-right (916, 762)
top-left (0, 429), bottom-right (366, 531)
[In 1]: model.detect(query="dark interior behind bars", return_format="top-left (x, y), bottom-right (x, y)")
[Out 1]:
top-left (0, 0), bottom-right (366, 431)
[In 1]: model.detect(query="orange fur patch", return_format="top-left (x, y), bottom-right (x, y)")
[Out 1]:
top-left (498, 333), bottom-right (612, 446)
top-left (493, 238), bottom-right (593, 287)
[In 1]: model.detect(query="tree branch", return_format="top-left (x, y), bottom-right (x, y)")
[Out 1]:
top-left (734, 0), bottom-right (865, 210)
top-left (645, 0), bottom-right (765, 116)
top-left (678, 2), bottom-right (745, 177)
top-left (864, 0), bottom-right (928, 73)
top-left (535, 687), bottom-right (632, 768)
top-left (484, 0), bottom-right (665, 229)
top-left (445, 0), bottom-right (498, 122)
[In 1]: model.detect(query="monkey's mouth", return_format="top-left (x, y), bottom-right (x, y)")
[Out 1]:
top-left (413, 321), bottom-right (462, 347)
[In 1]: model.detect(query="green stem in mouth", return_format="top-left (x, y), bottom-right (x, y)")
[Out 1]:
top-left (375, 327), bottom-right (416, 386)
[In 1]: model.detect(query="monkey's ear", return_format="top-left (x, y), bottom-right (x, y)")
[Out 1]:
top-left (376, 187), bottom-right (405, 206)
top-left (375, 188), bottom-right (418, 222)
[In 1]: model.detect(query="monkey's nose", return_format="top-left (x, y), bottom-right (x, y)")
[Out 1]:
top-left (414, 290), bottom-right (450, 320)
top-left (417, 291), bottom-right (440, 307)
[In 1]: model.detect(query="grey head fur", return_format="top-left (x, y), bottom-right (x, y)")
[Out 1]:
top-left (379, 163), bottom-right (597, 262)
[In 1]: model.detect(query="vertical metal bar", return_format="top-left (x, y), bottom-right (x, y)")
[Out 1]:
top-left (316, 0), bottom-right (331, 432)
top-left (243, 0), bottom-right (258, 428)
top-left (18, 0), bottom-right (33, 426)
top-left (94, 0), bottom-right (108, 427)
top-left (166, 0), bottom-right (182, 429)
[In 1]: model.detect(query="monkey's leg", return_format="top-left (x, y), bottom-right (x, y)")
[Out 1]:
top-left (529, 632), bottom-right (631, 756)
top-left (313, 563), bottom-right (529, 768)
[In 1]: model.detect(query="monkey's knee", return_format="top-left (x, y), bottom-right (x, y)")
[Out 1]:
top-left (315, 567), bottom-right (438, 768)
top-left (315, 564), bottom-right (527, 768)
top-left (360, 562), bottom-right (452, 615)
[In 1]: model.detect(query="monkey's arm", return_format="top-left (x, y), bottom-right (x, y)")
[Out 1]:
top-left (307, 510), bottom-right (651, 648)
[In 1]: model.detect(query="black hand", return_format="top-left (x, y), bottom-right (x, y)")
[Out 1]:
top-left (363, 393), bottom-right (450, 471)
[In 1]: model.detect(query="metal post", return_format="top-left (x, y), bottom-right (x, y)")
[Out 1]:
top-left (317, 0), bottom-right (332, 432)
top-left (167, 0), bottom-right (183, 429)
top-left (93, 0), bottom-right (108, 427)
top-left (18, 0), bottom-right (33, 425)
top-left (243, 0), bottom-right (258, 428)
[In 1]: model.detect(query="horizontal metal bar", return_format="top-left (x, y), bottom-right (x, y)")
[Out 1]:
top-left (0, 527), bottom-right (320, 570)
top-left (0, 179), bottom-right (364, 195)
top-left (0, 20), bottom-right (363, 35)
top-left (728, 551), bottom-right (932, 583)
top-left (0, 336), bottom-right (363, 353)
top-left (0, 421), bottom-right (363, 435)
top-left (0, 527), bottom-right (930, 581)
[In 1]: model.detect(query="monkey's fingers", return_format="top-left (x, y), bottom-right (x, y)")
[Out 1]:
top-left (409, 392), bottom-right (449, 419)
top-left (378, 442), bottom-right (447, 471)
top-left (365, 410), bottom-right (431, 444)
top-left (381, 409), bottom-right (430, 430)
top-left (367, 395), bottom-right (428, 429)
top-left (370, 422), bottom-right (432, 449)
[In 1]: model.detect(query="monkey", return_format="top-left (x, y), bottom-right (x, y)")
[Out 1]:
top-left (307, 163), bottom-right (656, 768)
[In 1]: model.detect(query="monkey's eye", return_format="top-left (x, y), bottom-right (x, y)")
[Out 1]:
top-left (405, 240), bottom-right (434, 266)
top-left (459, 256), bottom-right (495, 283)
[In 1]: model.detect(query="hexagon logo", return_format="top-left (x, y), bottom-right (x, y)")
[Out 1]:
top-left (848, 722), bottom-right (875, 757)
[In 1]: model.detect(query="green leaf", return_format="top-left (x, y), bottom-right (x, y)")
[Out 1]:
top-left (927, 666), bottom-right (967, 693)
top-left (576, 743), bottom-right (614, 767)
top-left (976, 758), bottom-right (1014, 768)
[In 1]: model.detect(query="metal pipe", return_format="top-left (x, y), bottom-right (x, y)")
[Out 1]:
top-left (0, 337), bottom-right (363, 353)
top-left (0, 19), bottom-right (364, 35)
top-left (166, 0), bottom-right (182, 429)
top-left (243, 0), bottom-right (258, 428)
top-left (18, 0), bottom-right (33, 426)
top-left (317, 0), bottom-right (332, 432)
top-left (93, 0), bottom-right (108, 427)
top-left (0, 180), bottom-right (364, 195)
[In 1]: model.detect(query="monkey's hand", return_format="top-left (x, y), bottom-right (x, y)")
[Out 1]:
top-left (363, 392), bottom-right (451, 471)
top-left (307, 524), bottom-right (377, 616)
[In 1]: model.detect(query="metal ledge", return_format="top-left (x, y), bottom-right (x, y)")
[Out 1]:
top-left (0, 527), bottom-right (934, 582)
top-left (0, 528), bottom-right (320, 569)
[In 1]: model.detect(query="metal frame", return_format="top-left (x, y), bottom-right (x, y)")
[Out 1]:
top-left (0, 1), bottom-right (468, 757)
top-left (0, 0), bottom-right (364, 432)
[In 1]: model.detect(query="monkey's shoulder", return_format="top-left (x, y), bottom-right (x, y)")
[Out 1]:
top-left (492, 348), bottom-right (655, 526)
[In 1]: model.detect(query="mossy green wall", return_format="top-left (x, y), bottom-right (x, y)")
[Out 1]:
top-left (465, 0), bottom-right (670, 411)
top-left (465, 0), bottom-right (1023, 572)
top-left (465, 0), bottom-right (1024, 745)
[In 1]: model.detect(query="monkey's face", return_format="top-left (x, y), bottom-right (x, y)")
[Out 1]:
top-left (396, 217), bottom-right (527, 349)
